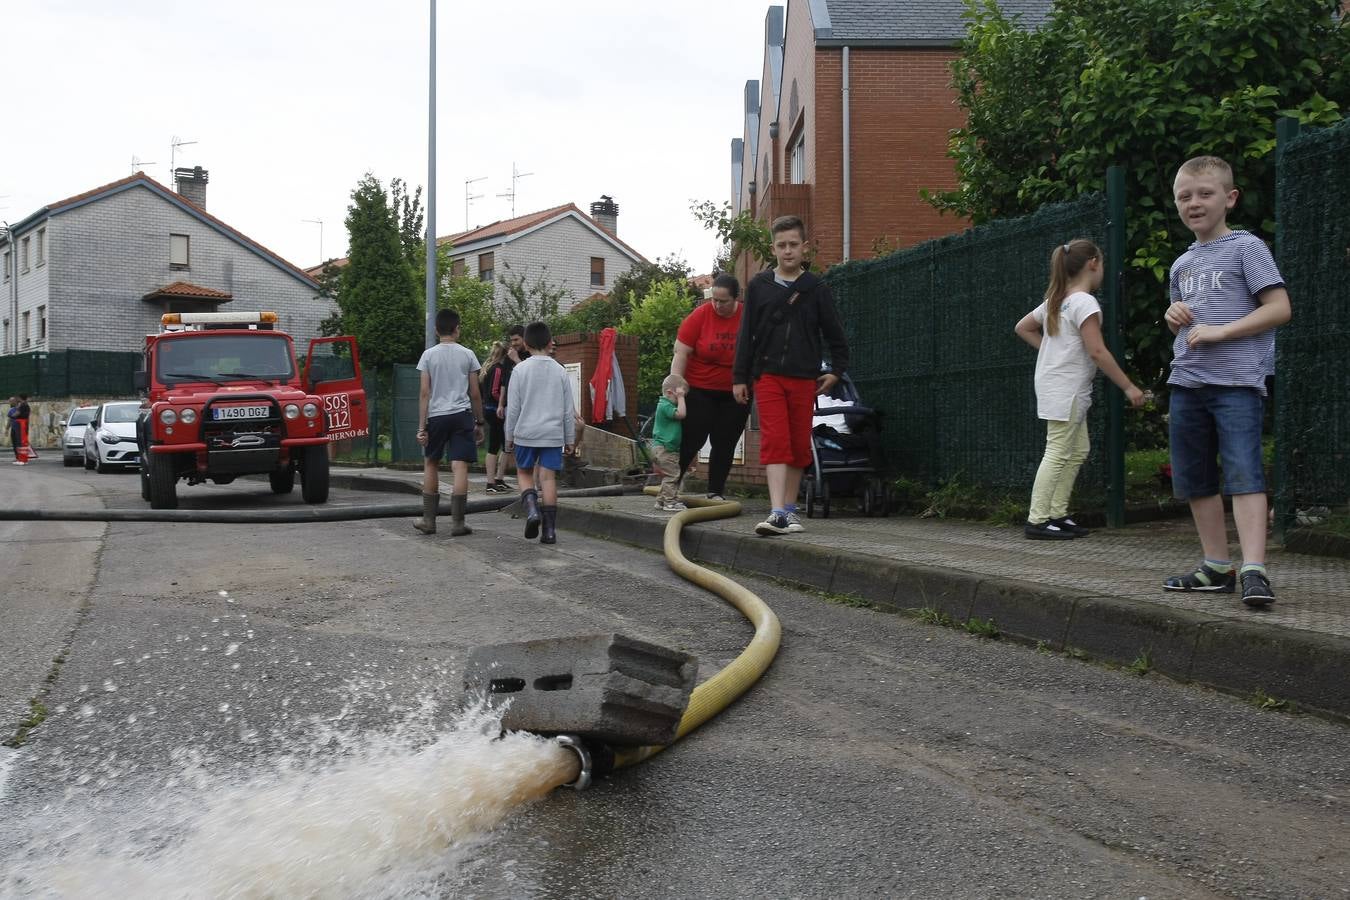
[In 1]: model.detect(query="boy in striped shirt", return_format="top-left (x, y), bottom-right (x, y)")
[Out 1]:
top-left (1162, 156), bottom-right (1291, 607)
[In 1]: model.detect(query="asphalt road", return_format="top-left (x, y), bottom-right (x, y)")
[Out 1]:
top-left (1, 460), bottom-right (1346, 898)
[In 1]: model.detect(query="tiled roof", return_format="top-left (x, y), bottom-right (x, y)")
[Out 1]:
top-left (814, 0), bottom-right (1053, 43)
top-left (142, 281), bottom-right (233, 301)
top-left (16, 172), bottom-right (319, 290)
top-left (317, 202), bottom-right (649, 272)
top-left (438, 203), bottom-right (577, 248)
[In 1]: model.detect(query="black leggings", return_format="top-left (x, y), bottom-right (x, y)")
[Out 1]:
top-left (678, 387), bottom-right (750, 495)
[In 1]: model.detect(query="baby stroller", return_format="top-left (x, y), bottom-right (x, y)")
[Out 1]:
top-left (800, 372), bottom-right (890, 518)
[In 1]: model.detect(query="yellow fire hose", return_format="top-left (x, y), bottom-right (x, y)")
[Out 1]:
top-left (610, 492), bottom-right (783, 769)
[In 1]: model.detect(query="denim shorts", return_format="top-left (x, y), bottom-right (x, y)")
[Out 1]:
top-left (514, 444), bottom-right (563, 472)
top-left (1168, 385), bottom-right (1265, 498)
top-left (424, 410), bottom-right (477, 462)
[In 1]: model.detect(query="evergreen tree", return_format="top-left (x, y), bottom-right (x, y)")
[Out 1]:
top-left (339, 174), bottom-right (423, 367)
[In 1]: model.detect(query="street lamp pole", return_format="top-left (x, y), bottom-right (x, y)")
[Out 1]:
top-left (425, 0), bottom-right (438, 349)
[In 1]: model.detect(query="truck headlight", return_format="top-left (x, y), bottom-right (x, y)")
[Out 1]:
top-left (284, 404), bottom-right (300, 420)
top-left (302, 403), bottom-right (319, 419)
top-left (179, 409), bottom-right (197, 424)
top-left (159, 409), bottom-right (177, 425)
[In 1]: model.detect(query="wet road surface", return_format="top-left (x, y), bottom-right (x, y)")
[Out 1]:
top-left (1, 461), bottom-right (1346, 898)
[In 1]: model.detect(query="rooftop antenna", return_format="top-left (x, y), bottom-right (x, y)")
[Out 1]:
top-left (170, 135), bottom-right (198, 173)
top-left (302, 218), bottom-right (324, 263)
top-left (464, 175), bottom-right (486, 231)
top-left (495, 162), bottom-right (533, 218)
top-left (131, 155), bottom-right (158, 175)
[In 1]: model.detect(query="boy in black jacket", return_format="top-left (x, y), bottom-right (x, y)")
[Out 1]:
top-left (732, 215), bottom-right (850, 535)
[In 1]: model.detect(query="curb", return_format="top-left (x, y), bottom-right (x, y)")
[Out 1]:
top-left (558, 505), bottom-right (1350, 722)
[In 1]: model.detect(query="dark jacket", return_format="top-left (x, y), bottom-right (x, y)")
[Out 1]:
top-left (732, 270), bottom-right (849, 383)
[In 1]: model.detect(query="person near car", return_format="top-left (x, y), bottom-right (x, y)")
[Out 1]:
top-left (14, 394), bottom-right (33, 464)
top-left (412, 308), bottom-right (484, 537)
top-left (671, 273), bottom-right (748, 501)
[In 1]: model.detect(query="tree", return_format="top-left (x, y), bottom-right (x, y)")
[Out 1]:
top-left (609, 255), bottom-right (699, 320)
top-left (338, 174), bottom-right (424, 367)
top-left (497, 261), bottom-right (571, 326)
top-left (618, 279), bottom-right (695, 408)
top-left (690, 200), bottom-right (774, 274)
top-left (928, 0), bottom-right (1349, 421)
top-left (553, 293), bottom-right (623, 336)
top-left (390, 178), bottom-right (425, 269)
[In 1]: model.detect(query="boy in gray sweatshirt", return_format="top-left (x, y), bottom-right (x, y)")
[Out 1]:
top-left (504, 322), bottom-right (576, 544)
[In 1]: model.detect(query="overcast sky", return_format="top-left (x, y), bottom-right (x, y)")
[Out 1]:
top-left (2, 0), bottom-right (771, 275)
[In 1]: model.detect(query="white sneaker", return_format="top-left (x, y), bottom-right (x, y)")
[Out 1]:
top-left (659, 500), bottom-right (687, 512)
top-left (785, 512), bottom-right (805, 533)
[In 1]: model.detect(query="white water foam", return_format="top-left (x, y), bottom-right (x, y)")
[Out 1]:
top-left (1, 704), bottom-right (577, 899)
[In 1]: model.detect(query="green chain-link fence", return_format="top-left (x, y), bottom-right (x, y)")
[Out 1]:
top-left (391, 363), bottom-right (423, 464)
top-left (827, 190), bottom-right (1120, 508)
top-left (0, 350), bottom-right (139, 397)
top-left (1273, 116), bottom-right (1350, 532)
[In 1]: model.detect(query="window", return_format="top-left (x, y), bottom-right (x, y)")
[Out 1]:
top-left (170, 233), bottom-right (190, 269)
top-left (2, 251), bottom-right (9, 282)
top-left (21, 311), bottom-right (30, 349)
top-left (451, 258), bottom-right (466, 278)
top-left (21, 237), bottom-right (30, 273)
top-left (789, 132), bottom-right (806, 185)
top-left (36, 228), bottom-right (45, 267)
top-left (38, 305), bottom-right (47, 342)
top-left (590, 257), bottom-right (605, 287)
top-left (2, 319), bottom-right (7, 349)
top-left (478, 252), bottom-right (494, 282)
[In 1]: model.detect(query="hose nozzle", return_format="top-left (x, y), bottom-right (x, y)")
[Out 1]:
top-left (555, 734), bottom-right (593, 790)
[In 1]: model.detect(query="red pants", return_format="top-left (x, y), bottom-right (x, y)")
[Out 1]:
top-left (754, 373), bottom-right (815, 469)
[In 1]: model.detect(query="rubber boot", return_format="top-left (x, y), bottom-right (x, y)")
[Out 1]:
top-left (413, 492), bottom-right (439, 534)
top-left (450, 492), bottom-right (472, 536)
top-left (540, 505), bottom-right (557, 544)
top-left (522, 489), bottom-right (541, 540)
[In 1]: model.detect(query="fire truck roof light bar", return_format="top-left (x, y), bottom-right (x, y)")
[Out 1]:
top-left (162, 312), bottom-right (279, 326)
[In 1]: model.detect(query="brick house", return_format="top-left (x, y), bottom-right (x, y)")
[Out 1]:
top-left (440, 198), bottom-right (648, 315)
top-left (0, 169), bottom-right (331, 356)
top-left (722, 0), bottom-right (1050, 487)
top-left (731, 0), bottom-right (1051, 282)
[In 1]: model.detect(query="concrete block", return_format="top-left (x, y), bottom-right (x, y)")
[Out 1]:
top-left (692, 531), bottom-right (742, 569)
top-left (892, 563), bottom-right (979, 622)
top-left (775, 541), bottom-right (837, 592)
top-left (732, 536), bottom-right (786, 580)
top-left (830, 554), bottom-right (903, 612)
top-left (1189, 621), bottom-right (1350, 718)
top-left (1062, 597), bottom-right (1205, 677)
top-left (463, 633), bottom-right (698, 746)
top-left (967, 578), bottom-right (1076, 649)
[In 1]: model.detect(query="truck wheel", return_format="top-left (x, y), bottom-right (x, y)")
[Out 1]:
top-left (139, 459), bottom-right (152, 501)
top-left (148, 453), bottom-right (178, 510)
top-left (269, 466), bottom-right (295, 494)
top-left (300, 444), bottom-right (329, 504)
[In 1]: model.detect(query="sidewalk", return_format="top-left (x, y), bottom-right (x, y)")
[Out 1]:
top-left (334, 466), bottom-right (1350, 720)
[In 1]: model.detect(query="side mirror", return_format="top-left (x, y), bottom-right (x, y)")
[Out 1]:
top-left (133, 370), bottom-right (148, 391)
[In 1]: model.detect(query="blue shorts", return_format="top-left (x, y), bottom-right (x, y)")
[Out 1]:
top-left (513, 444), bottom-right (563, 472)
top-left (424, 410), bottom-right (477, 463)
top-left (1168, 385), bottom-right (1265, 498)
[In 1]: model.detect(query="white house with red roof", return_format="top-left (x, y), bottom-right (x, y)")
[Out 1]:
top-left (441, 197), bottom-right (647, 314)
top-left (0, 168), bottom-right (332, 356)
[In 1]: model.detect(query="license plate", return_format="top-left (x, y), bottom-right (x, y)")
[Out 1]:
top-left (212, 405), bottom-right (270, 421)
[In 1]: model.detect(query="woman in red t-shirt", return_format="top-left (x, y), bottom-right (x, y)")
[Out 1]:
top-left (670, 274), bottom-right (748, 499)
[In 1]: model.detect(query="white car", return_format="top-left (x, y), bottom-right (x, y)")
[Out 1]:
top-left (62, 406), bottom-right (97, 467)
top-left (84, 401), bottom-right (143, 472)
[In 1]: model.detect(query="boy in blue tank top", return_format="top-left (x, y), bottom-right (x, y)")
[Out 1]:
top-left (1162, 156), bottom-right (1291, 608)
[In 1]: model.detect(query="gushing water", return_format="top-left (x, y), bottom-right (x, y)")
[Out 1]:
top-left (1, 704), bottom-right (578, 898)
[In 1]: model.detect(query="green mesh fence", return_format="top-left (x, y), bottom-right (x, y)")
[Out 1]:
top-left (0, 350), bottom-right (140, 397)
top-left (827, 194), bottom-right (1111, 498)
top-left (391, 363), bottom-right (423, 464)
top-left (1274, 117), bottom-right (1350, 527)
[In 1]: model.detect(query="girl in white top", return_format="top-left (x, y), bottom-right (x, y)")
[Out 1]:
top-left (1014, 239), bottom-right (1145, 540)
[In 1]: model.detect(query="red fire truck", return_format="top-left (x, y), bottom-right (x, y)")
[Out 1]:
top-left (134, 311), bottom-right (368, 509)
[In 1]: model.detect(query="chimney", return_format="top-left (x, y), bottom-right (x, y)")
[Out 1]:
top-left (590, 195), bottom-right (619, 235)
top-left (174, 166), bottom-right (209, 209)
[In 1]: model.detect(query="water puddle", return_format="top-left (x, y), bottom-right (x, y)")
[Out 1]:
top-left (0, 704), bottom-right (576, 898)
